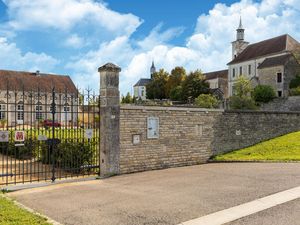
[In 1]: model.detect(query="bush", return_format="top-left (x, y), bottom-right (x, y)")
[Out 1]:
top-left (229, 96), bottom-right (257, 110)
top-left (252, 85), bottom-right (276, 103)
top-left (290, 87), bottom-right (300, 96)
top-left (195, 94), bottom-right (219, 108)
top-left (40, 142), bottom-right (94, 173)
top-left (289, 75), bottom-right (300, 89)
top-left (2, 139), bottom-right (38, 160)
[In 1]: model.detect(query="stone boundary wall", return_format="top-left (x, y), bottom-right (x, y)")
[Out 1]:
top-left (119, 106), bottom-right (300, 174)
top-left (119, 106), bottom-right (223, 174)
top-left (212, 110), bottom-right (300, 155)
top-left (260, 96), bottom-right (300, 112)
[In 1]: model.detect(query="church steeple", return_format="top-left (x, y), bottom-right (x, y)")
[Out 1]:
top-left (231, 15), bottom-right (249, 59)
top-left (150, 61), bottom-right (156, 79)
top-left (236, 16), bottom-right (245, 41)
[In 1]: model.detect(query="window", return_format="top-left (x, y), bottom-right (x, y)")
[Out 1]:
top-left (278, 91), bottom-right (282, 97)
top-left (277, 73), bottom-right (282, 83)
top-left (63, 104), bottom-right (70, 112)
top-left (232, 68), bottom-right (236, 78)
top-left (0, 104), bottom-right (5, 120)
top-left (17, 102), bottom-right (24, 121)
top-left (248, 65), bottom-right (251, 75)
top-left (239, 66), bottom-right (242, 76)
top-left (35, 103), bottom-right (43, 120)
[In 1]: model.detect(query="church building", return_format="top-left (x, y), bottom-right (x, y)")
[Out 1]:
top-left (228, 17), bottom-right (300, 98)
top-left (133, 61), bottom-right (156, 100)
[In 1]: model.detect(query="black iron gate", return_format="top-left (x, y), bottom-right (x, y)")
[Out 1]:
top-left (0, 86), bottom-right (100, 186)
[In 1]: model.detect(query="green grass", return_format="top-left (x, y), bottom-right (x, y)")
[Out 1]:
top-left (0, 195), bottom-right (51, 225)
top-left (214, 131), bottom-right (300, 161)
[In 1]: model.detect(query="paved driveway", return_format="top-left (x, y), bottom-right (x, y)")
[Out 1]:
top-left (8, 163), bottom-right (300, 225)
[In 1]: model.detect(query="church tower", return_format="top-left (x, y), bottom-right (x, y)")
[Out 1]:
top-left (150, 61), bottom-right (156, 79)
top-left (232, 16), bottom-right (249, 59)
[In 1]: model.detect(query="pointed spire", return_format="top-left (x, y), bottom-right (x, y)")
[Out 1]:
top-left (150, 60), bottom-right (156, 79)
top-left (238, 16), bottom-right (243, 29)
top-left (236, 15), bottom-right (245, 41)
top-left (151, 60), bottom-right (155, 68)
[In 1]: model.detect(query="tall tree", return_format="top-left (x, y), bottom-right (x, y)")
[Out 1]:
top-left (165, 67), bottom-right (186, 98)
top-left (233, 75), bottom-right (252, 97)
top-left (182, 70), bottom-right (209, 101)
top-left (146, 69), bottom-right (169, 99)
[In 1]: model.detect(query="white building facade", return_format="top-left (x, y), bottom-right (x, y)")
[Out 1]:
top-left (228, 18), bottom-right (300, 97)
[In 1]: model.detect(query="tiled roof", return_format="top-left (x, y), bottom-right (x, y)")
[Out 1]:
top-left (0, 70), bottom-right (77, 93)
top-left (228, 34), bottom-right (300, 65)
top-left (204, 70), bottom-right (228, 80)
top-left (134, 78), bottom-right (152, 87)
top-left (257, 54), bottom-right (292, 69)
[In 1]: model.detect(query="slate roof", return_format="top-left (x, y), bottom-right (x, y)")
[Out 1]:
top-left (257, 54), bottom-right (292, 69)
top-left (0, 70), bottom-right (77, 93)
top-left (228, 34), bottom-right (300, 65)
top-left (134, 78), bottom-right (152, 87)
top-left (204, 69), bottom-right (228, 80)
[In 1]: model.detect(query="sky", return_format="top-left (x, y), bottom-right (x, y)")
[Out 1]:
top-left (0, 0), bottom-right (300, 95)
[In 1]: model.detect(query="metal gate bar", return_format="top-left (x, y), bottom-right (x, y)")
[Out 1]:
top-left (0, 85), bottom-right (100, 186)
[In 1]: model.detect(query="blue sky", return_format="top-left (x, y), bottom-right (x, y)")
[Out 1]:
top-left (0, 0), bottom-right (299, 95)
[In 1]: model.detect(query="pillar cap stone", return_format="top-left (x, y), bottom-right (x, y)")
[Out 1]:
top-left (98, 63), bottom-right (121, 72)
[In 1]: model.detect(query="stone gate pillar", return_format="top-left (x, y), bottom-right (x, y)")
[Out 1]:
top-left (98, 63), bottom-right (121, 177)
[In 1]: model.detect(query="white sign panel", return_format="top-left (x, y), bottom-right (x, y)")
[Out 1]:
top-left (147, 117), bottom-right (159, 139)
top-left (85, 129), bottom-right (93, 139)
top-left (15, 131), bottom-right (25, 142)
top-left (132, 134), bottom-right (141, 145)
top-left (0, 131), bottom-right (9, 142)
top-left (38, 135), bottom-right (48, 141)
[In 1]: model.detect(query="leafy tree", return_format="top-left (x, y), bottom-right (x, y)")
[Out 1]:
top-left (165, 67), bottom-right (186, 98)
top-left (195, 94), bottom-right (219, 108)
top-left (169, 86), bottom-right (183, 101)
top-left (229, 75), bottom-right (256, 110)
top-left (121, 92), bottom-right (133, 104)
top-left (252, 85), bottom-right (276, 103)
top-left (181, 70), bottom-right (209, 101)
top-left (233, 75), bottom-right (252, 97)
top-left (146, 69), bottom-right (169, 99)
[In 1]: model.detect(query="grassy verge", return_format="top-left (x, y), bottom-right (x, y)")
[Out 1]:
top-left (0, 194), bottom-right (51, 225)
top-left (214, 131), bottom-right (300, 162)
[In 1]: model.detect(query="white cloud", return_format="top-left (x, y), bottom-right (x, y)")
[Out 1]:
top-left (0, 37), bottom-right (59, 72)
top-left (3, 0), bottom-right (142, 36)
top-left (137, 23), bottom-right (184, 50)
top-left (2, 0), bottom-right (300, 96)
top-left (65, 34), bottom-right (85, 48)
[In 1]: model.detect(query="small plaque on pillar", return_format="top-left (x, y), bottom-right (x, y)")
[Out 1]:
top-left (132, 134), bottom-right (141, 145)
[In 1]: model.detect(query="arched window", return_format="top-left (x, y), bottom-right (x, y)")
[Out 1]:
top-left (36, 102), bottom-right (43, 120)
top-left (0, 102), bottom-right (5, 120)
top-left (17, 101), bottom-right (24, 121)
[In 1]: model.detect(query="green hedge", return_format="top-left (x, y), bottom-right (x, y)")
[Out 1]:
top-left (40, 142), bottom-right (94, 173)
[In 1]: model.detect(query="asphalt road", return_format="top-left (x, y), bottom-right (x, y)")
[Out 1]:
top-left (227, 198), bottom-right (300, 225)
top-left (7, 163), bottom-right (300, 225)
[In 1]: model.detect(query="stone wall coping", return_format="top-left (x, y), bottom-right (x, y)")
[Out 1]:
top-left (225, 110), bottom-right (300, 115)
top-left (120, 105), bottom-right (224, 112)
